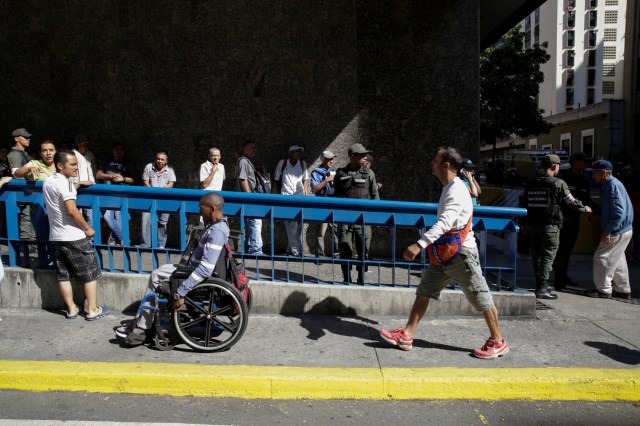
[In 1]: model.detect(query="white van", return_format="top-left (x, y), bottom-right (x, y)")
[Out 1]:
top-left (504, 149), bottom-right (570, 184)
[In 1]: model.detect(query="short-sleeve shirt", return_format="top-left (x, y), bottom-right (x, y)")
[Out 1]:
top-left (310, 166), bottom-right (335, 196)
top-left (199, 161), bottom-right (225, 191)
top-left (21, 159), bottom-right (55, 181)
top-left (7, 148), bottom-right (32, 175)
top-left (99, 158), bottom-right (136, 185)
top-left (143, 163), bottom-right (176, 188)
top-left (43, 173), bottom-right (86, 241)
top-left (73, 150), bottom-right (95, 183)
top-left (237, 157), bottom-right (257, 192)
top-left (273, 159), bottom-right (308, 195)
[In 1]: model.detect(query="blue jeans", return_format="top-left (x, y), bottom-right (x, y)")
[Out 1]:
top-left (245, 218), bottom-right (263, 254)
top-left (141, 212), bottom-right (169, 248)
top-left (103, 210), bottom-right (122, 243)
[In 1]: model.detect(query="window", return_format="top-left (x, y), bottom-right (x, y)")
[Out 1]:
top-left (525, 15), bottom-right (531, 31)
top-left (603, 46), bottom-right (616, 60)
top-left (534, 24), bottom-right (539, 44)
top-left (588, 10), bottom-right (597, 27)
top-left (588, 0), bottom-right (598, 8)
top-left (524, 31), bottom-right (531, 49)
top-left (581, 130), bottom-right (594, 158)
top-left (604, 0), bottom-right (618, 5)
top-left (561, 133), bottom-right (572, 153)
top-left (604, 11), bottom-right (617, 24)
top-left (566, 70), bottom-right (575, 86)
top-left (567, 11), bottom-right (575, 28)
top-left (566, 50), bottom-right (575, 67)
top-left (602, 81), bottom-right (615, 94)
top-left (603, 28), bottom-right (617, 42)
top-left (587, 50), bottom-right (596, 66)
top-left (588, 69), bottom-right (596, 86)
top-left (587, 88), bottom-right (595, 105)
top-left (566, 88), bottom-right (574, 106)
top-left (603, 63), bottom-right (615, 77)
top-left (567, 30), bottom-right (575, 48)
top-left (587, 30), bottom-right (596, 48)
top-left (528, 139), bottom-right (538, 149)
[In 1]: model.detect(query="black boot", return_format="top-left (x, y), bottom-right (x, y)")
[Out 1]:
top-left (535, 283), bottom-right (558, 300)
top-left (342, 265), bottom-right (351, 283)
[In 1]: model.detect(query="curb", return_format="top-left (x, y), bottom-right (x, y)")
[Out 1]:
top-left (1, 360), bottom-right (639, 401)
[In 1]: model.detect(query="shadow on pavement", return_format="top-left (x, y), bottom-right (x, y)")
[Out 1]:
top-left (584, 341), bottom-right (640, 365)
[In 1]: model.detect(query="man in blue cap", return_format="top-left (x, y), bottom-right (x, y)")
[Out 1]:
top-left (585, 160), bottom-right (633, 299)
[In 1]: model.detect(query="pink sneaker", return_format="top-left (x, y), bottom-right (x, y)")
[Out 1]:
top-left (474, 338), bottom-right (509, 359)
top-left (380, 328), bottom-right (413, 351)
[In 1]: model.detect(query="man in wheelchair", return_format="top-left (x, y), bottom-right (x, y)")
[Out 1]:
top-left (116, 192), bottom-right (230, 346)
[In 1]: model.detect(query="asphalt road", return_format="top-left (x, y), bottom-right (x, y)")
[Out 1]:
top-left (1, 390), bottom-right (639, 425)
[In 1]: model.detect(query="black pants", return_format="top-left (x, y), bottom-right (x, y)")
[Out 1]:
top-left (552, 219), bottom-right (580, 288)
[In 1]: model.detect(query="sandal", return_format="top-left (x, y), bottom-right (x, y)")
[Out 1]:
top-left (85, 306), bottom-right (110, 321)
top-left (65, 306), bottom-right (80, 320)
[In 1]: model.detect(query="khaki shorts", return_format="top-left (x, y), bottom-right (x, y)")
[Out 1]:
top-left (416, 246), bottom-right (494, 312)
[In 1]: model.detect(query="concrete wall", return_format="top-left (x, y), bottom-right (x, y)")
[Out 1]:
top-left (0, 0), bottom-right (480, 203)
top-left (0, 267), bottom-right (536, 317)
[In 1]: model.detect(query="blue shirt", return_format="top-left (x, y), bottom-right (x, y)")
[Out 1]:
top-left (599, 175), bottom-right (633, 236)
top-left (310, 165), bottom-right (335, 197)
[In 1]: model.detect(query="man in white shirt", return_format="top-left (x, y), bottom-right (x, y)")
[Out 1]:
top-left (43, 150), bottom-right (109, 321)
top-left (141, 150), bottom-right (176, 248)
top-left (273, 145), bottom-right (309, 256)
top-left (379, 147), bottom-right (508, 359)
top-left (199, 147), bottom-right (225, 191)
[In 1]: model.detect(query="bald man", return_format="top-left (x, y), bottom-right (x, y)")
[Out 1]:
top-left (116, 192), bottom-right (229, 345)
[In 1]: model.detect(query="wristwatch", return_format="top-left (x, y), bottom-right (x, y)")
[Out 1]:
top-left (173, 293), bottom-right (183, 301)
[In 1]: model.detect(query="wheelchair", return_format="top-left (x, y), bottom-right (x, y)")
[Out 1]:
top-left (117, 226), bottom-right (251, 352)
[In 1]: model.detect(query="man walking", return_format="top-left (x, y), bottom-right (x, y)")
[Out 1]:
top-left (380, 147), bottom-right (507, 359)
top-left (43, 150), bottom-right (109, 321)
top-left (585, 160), bottom-right (634, 299)
top-left (141, 150), bottom-right (176, 248)
top-left (552, 152), bottom-right (593, 290)
top-left (334, 143), bottom-right (379, 283)
top-left (310, 150), bottom-right (338, 257)
top-left (521, 154), bottom-right (591, 300)
top-left (200, 147), bottom-right (225, 191)
top-left (273, 145), bottom-right (308, 256)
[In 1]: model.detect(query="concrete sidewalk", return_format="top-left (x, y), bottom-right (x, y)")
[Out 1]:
top-left (0, 286), bottom-right (639, 400)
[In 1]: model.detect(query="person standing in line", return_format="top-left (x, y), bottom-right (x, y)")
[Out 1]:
top-left (458, 158), bottom-right (481, 205)
top-left (310, 150), bottom-right (338, 258)
top-left (75, 134), bottom-right (98, 178)
top-left (43, 150), bottom-right (109, 321)
top-left (96, 143), bottom-right (136, 245)
top-left (13, 140), bottom-right (56, 181)
top-left (380, 146), bottom-right (508, 359)
top-left (334, 143), bottom-right (379, 283)
top-left (273, 145), bottom-right (308, 256)
top-left (0, 174), bottom-right (11, 320)
top-left (552, 152), bottom-right (593, 290)
top-left (7, 128), bottom-right (35, 240)
top-left (585, 160), bottom-right (634, 299)
top-left (521, 154), bottom-right (591, 300)
top-left (141, 150), bottom-right (176, 248)
top-left (237, 139), bottom-right (264, 255)
top-left (74, 134), bottom-right (97, 226)
top-left (200, 147), bottom-right (225, 191)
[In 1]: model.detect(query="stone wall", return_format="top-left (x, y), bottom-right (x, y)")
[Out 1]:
top-left (0, 0), bottom-right (479, 203)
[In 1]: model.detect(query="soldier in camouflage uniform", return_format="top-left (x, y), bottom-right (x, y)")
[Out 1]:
top-left (334, 143), bottom-right (379, 283)
top-left (521, 154), bottom-right (591, 299)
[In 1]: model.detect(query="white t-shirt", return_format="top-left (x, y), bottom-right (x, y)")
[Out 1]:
top-left (273, 159), bottom-right (308, 195)
top-left (418, 177), bottom-right (476, 249)
top-left (199, 161), bottom-right (225, 191)
top-left (73, 149), bottom-right (95, 183)
top-left (43, 173), bottom-right (86, 241)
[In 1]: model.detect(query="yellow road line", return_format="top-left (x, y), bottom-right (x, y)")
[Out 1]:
top-left (1, 360), bottom-right (639, 401)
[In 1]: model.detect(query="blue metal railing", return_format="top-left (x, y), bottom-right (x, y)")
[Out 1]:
top-left (0, 180), bottom-right (527, 289)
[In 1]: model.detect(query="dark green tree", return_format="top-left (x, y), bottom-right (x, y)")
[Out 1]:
top-left (480, 26), bottom-right (552, 160)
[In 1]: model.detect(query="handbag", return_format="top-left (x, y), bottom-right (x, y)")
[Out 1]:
top-left (427, 216), bottom-right (473, 267)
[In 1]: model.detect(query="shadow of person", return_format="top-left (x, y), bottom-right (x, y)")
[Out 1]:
top-left (280, 291), bottom-right (379, 341)
top-left (584, 341), bottom-right (640, 365)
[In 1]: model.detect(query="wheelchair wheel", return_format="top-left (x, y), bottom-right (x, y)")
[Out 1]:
top-left (172, 278), bottom-right (249, 352)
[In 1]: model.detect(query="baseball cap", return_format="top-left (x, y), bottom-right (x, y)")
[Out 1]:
top-left (321, 150), bottom-right (335, 159)
top-left (569, 152), bottom-right (591, 163)
top-left (541, 154), bottom-right (561, 168)
top-left (289, 145), bottom-right (304, 152)
top-left (12, 128), bottom-right (31, 138)
top-left (75, 133), bottom-right (90, 141)
top-left (461, 158), bottom-right (476, 169)
top-left (587, 159), bottom-right (613, 171)
top-left (348, 143), bottom-right (371, 155)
